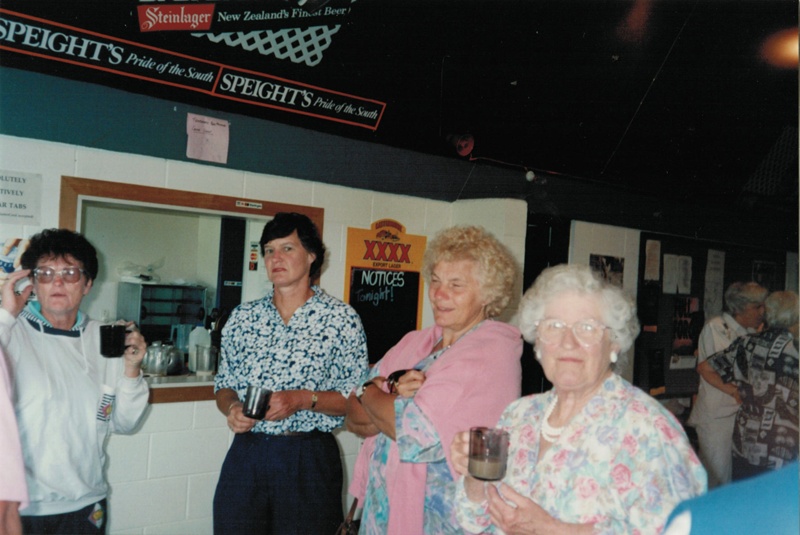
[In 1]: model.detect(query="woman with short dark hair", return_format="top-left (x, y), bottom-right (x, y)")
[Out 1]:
top-left (1, 228), bottom-right (148, 534)
top-left (214, 212), bottom-right (369, 534)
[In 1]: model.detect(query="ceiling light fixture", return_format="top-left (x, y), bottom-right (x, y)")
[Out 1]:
top-left (760, 27), bottom-right (799, 68)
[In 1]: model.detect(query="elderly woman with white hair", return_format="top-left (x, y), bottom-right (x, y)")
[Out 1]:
top-left (451, 264), bottom-right (706, 534)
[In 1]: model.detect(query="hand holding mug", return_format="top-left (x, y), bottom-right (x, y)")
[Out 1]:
top-left (390, 369), bottom-right (426, 398)
top-left (450, 430), bottom-right (471, 477)
top-left (226, 401), bottom-right (257, 434)
top-left (100, 321), bottom-right (146, 378)
top-left (122, 322), bottom-right (147, 367)
top-left (451, 429), bottom-right (498, 504)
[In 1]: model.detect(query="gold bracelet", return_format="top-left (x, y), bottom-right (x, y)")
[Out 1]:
top-left (227, 401), bottom-right (240, 416)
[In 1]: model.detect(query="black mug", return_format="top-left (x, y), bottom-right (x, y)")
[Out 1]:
top-left (100, 324), bottom-right (127, 358)
top-left (242, 386), bottom-right (272, 420)
top-left (387, 369), bottom-right (410, 394)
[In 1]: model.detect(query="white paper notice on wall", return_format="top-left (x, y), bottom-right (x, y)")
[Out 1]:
top-left (186, 113), bottom-right (229, 164)
top-left (663, 254), bottom-right (692, 294)
top-left (644, 239), bottom-right (661, 281)
top-left (704, 249), bottom-right (725, 318)
top-left (0, 170), bottom-right (42, 225)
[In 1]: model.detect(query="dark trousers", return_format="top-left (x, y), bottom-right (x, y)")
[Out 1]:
top-left (213, 431), bottom-right (344, 535)
top-left (22, 500), bottom-right (107, 535)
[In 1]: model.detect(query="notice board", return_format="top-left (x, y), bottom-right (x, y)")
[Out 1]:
top-left (633, 231), bottom-right (787, 397)
top-left (345, 220), bottom-right (426, 364)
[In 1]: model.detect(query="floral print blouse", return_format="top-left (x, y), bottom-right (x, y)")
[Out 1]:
top-left (456, 374), bottom-right (707, 534)
top-left (360, 350), bottom-right (463, 535)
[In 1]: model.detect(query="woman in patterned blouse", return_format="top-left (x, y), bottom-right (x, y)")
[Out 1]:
top-left (213, 212), bottom-right (368, 535)
top-left (451, 264), bottom-right (707, 534)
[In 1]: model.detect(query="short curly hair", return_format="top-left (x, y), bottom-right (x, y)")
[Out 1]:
top-left (518, 264), bottom-right (640, 366)
top-left (764, 291), bottom-right (799, 330)
top-left (421, 225), bottom-right (518, 318)
top-left (20, 228), bottom-right (99, 281)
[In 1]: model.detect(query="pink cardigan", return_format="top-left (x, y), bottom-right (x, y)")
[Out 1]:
top-left (350, 320), bottom-right (522, 534)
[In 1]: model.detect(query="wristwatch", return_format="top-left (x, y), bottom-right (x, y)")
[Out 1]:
top-left (356, 380), bottom-right (377, 402)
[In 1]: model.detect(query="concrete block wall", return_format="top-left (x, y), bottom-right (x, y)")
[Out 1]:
top-left (105, 401), bottom-right (228, 534)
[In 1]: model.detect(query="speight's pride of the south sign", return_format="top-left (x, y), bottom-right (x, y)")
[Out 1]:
top-left (0, 1), bottom-right (385, 131)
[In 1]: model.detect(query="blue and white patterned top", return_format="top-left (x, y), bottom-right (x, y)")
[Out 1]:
top-left (214, 286), bottom-right (368, 434)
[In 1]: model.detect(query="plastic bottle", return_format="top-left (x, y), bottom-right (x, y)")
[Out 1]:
top-left (188, 325), bottom-right (211, 373)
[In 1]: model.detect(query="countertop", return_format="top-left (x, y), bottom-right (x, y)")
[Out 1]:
top-left (146, 374), bottom-right (215, 388)
top-left (144, 374), bottom-right (216, 403)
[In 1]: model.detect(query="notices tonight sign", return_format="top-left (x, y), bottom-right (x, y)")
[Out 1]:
top-left (0, 8), bottom-right (385, 130)
top-left (345, 220), bottom-right (427, 363)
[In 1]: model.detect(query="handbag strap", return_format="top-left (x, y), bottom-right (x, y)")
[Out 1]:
top-left (344, 498), bottom-right (358, 523)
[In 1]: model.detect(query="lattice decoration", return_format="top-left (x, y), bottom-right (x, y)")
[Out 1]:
top-left (742, 126), bottom-right (798, 196)
top-left (192, 25), bottom-right (341, 67)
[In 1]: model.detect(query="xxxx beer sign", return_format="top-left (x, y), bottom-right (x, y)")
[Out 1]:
top-left (347, 219), bottom-right (426, 271)
top-left (345, 220), bottom-right (427, 362)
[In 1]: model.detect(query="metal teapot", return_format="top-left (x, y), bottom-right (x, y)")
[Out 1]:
top-left (164, 344), bottom-right (185, 375)
top-left (143, 341), bottom-right (184, 376)
top-left (142, 341), bottom-right (165, 376)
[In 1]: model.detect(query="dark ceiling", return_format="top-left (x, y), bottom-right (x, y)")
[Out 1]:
top-left (321, 0), bottom-right (799, 245)
top-left (2, 0), bottom-right (798, 249)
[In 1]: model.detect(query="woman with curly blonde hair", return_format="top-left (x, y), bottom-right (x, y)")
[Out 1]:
top-left (346, 225), bottom-right (523, 534)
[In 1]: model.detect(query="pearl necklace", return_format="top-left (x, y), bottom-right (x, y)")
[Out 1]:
top-left (540, 395), bottom-right (564, 443)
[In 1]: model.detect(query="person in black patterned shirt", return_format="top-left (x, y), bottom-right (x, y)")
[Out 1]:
top-left (698, 290), bottom-right (799, 482)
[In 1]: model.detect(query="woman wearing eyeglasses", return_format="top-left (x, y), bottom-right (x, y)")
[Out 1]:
top-left (0, 228), bottom-right (148, 534)
top-left (450, 264), bottom-right (707, 534)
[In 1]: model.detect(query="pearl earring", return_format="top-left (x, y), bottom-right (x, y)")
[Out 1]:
top-left (610, 351), bottom-right (618, 364)
top-left (535, 348), bottom-right (543, 361)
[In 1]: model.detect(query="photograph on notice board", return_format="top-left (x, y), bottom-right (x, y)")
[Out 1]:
top-left (0, 237), bottom-right (29, 289)
top-left (590, 254), bottom-right (624, 288)
top-left (0, 237), bottom-right (35, 306)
